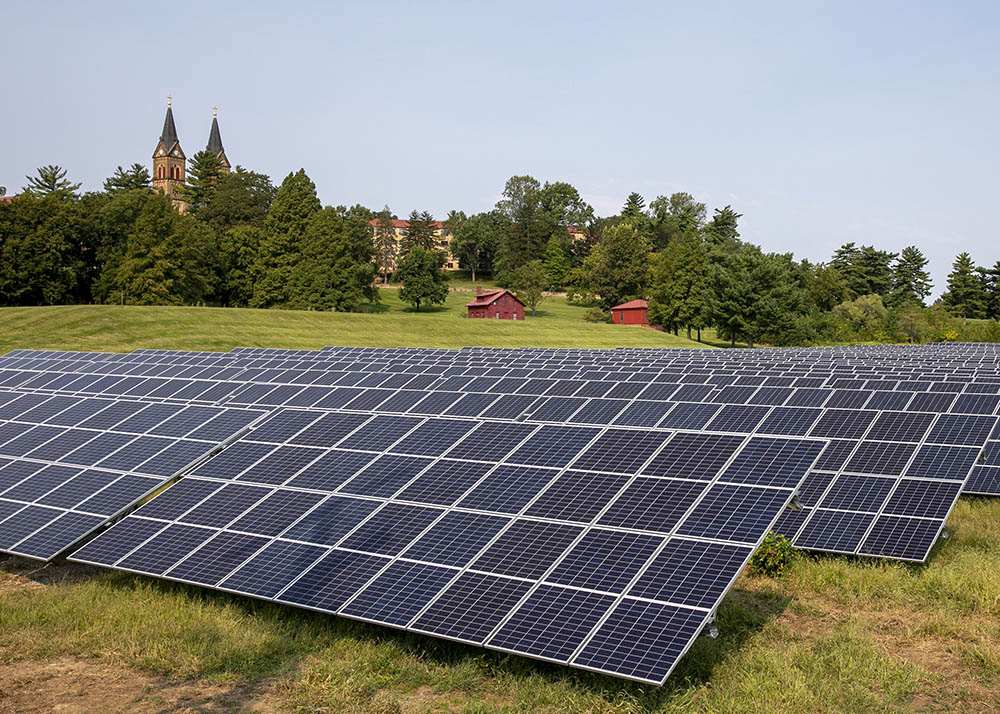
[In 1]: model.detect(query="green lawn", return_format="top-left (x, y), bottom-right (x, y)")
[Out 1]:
top-left (0, 291), bottom-right (708, 354)
top-left (1, 302), bottom-right (997, 713)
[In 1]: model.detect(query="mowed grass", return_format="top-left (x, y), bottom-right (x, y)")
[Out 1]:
top-left (0, 290), bottom-right (707, 353)
top-left (1, 304), bottom-right (999, 712)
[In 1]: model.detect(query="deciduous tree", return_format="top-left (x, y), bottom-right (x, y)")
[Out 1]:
top-left (397, 246), bottom-right (448, 311)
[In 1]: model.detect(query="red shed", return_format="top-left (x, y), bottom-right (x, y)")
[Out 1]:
top-left (466, 287), bottom-right (525, 320)
top-left (611, 299), bottom-right (649, 326)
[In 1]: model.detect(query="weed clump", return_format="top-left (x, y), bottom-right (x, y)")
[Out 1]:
top-left (748, 531), bottom-right (797, 577)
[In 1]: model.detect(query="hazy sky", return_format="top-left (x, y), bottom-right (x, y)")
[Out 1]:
top-left (3, 1), bottom-right (997, 295)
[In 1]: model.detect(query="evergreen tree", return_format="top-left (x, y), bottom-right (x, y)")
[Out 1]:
top-left (707, 246), bottom-right (801, 348)
top-left (647, 231), bottom-right (709, 339)
top-left (889, 246), bottom-right (932, 306)
top-left (621, 192), bottom-right (646, 221)
top-left (576, 221), bottom-right (651, 309)
top-left (196, 167), bottom-right (276, 233)
top-left (939, 252), bottom-right (987, 319)
top-left (288, 206), bottom-right (378, 311)
top-left (251, 169), bottom-right (321, 308)
top-left (510, 260), bottom-right (547, 315)
top-left (181, 150), bottom-right (224, 213)
top-left (104, 164), bottom-right (151, 193)
top-left (400, 210), bottom-right (438, 254)
top-left (542, 234), bottom-right (571, 291)
top-left (831, 243), bottom-right (896, 298)
top-left (396, 246), bottom-right (448, 311)
top-left (979, 260), bottom-right (1000, 319)
top-left (703, 205), bottom-right (742, 261)
top-left (92, 188), bottom-right (153, 302)
top-left (374, 206), bottom-right (398, 283)
top-left (23, 165), bottom-right (81, 198)
top-left (114, 192), bottom-right (217, 305)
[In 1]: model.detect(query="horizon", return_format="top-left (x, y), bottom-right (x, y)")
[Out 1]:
top-left (4, 1), bottom-right (998, 297)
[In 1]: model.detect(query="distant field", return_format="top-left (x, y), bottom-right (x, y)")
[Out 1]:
top-left (0, 289), bottom-right (711, 354)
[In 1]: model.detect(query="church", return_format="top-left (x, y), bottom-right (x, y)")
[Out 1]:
top-left (152, 97), bottom-right (231, 212)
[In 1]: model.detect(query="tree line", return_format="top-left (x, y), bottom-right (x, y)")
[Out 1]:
top-left (2, 161), bottom-right (998, 345)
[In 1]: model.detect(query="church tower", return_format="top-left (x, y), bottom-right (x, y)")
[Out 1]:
top-left (152, 96), bottom-right (187, 211)
top-left (206, 106), bottom-right (231, 174)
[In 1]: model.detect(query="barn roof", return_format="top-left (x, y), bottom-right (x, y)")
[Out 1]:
top-left (465, 289), bottom-right (523, 307)
top-left (612, 299), bottom-right (648, 310)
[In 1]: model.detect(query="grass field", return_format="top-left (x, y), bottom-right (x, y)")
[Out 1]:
top-left (0, 290), bottom-right (712, 354)
top-left (1, 305), bottom-right (998, 713)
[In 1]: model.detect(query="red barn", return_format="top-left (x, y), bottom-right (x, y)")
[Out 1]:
top-left (611, 299), bottom-right (649, 326)
top-left (466, 287), bottom-right (525, 320)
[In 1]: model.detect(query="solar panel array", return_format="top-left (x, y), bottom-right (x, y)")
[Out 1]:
top-left (0, 342), bottom-right (998, 683)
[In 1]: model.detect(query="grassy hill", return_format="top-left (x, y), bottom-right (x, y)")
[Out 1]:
top-left (1, 300), bottom-right (999, 713)
top-left (0, 289), bottom-right (711, 354)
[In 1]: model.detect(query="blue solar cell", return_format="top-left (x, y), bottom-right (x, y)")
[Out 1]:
top-left (927, 414), bottom-right (997, 446)
top-left (809, 409), bottom-right (876, 440)
top-left (69, 516), bottom-right (167, 565)
top-left (192, 441), bottom-right (275, 479)
top-left (282, 495), bottom-right (381, 545)
top-left (456, 464), bottom-right (559, 514)
top-left (179, 483), bottom-right (271, 528)
top-left (11, 511), bottom-right (105, 559)
top-left (505, 425), bottom-right (601, 468)
top-left (0, 505), bottom-right (62, 550)
top-left (339, 503), bottom-right (443, 556)
top-left (245, 410), bottom-right (322, 444)
top-left (629, 538), bottom-right (753, 608)
top-left (795, 510), bottom-right (875, 552)
top-left (233, 445), bottom-right (325, 486)
top-left (818, 474), bottom-right (896, 512)
top-left (546, 529), bottom-right (663, 593)
top-left (657, 402), bottom-right (721, 430)
top-left (218, 540), bottom-right (328, 598)
top-left (843, 441), bottom-right (917, 476)
top-left (288, 412), bottom-right (371, 447)
top-left (401, 511), bottom-right (510, 567)
top-left (116, 523), bottom-right (216, 575)
top-left (339, 454), bottom-right (433, 498)
top-left (229, 489), bottom-right (326, 536)
top-left (524, 471), bottom-right (629, 523)
top-left (573, 599), bottom-right (706, 683)
top-left (965, 465), bottom-right (1000, 494)
top-left (395, 460), bottom-right (494, 505)
top-left (1, 464), bottom-right (82, 502)
top-left (342, 560), bottom-right (457, 626)
top-left (883, 479), bottom-right (961, 519)
top-left (706, 404), bottom-right (770, 434)
top-left (411, 572), bottom-right (534, 644)
top-left (166, 531), bottom-right (270, 586)
top-left (676, 484), bottom-right (791, 544)
top-left (76, 474), bottom-right (160, 515)
top-left (720, 438), bottom-right (824, 489)
top-left (598, 478), bottom-right (707, 533)
top-left (755, 407), bottom-right (822, 436)
top-left (442, 393), bottom-right (499, 417)
top-left (36, 469), bottom-right (120, 509)
top-left (612, 401), bottom-right (674, 428)
top-left (488, 584), bottom-right (615, 661)
top-left (277, 549), bottom-right (390, 611)
top-left (858, 515), bottom-right (942, 560)
top-left (572, 430), bottom-right (671, 474)
top-left (471, 520), bottom-right (583, 579)
top-left (389, 419), bottom-right (478, 457)
top-left (0, 425), bottom-right (65, 457)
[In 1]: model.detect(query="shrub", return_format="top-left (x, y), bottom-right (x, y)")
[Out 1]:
top-left (748, 531), bottom-right (797, 577)
top-left (583, 307), bottom-right (609, 323)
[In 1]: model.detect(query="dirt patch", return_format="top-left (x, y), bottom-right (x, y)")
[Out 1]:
top-left (0, 657), bottom-right (283, 714)
top-left (0, 555), bottom-right (102, 594)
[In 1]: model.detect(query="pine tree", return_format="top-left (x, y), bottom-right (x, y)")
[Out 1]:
top-left (400, 210), bottom-right (437, 255)
top-left (939, 252), bottom-right (987, 319)
top-left (621, 192), bottom-right (646, 221)
top-left (979, 260), bottom-right (1000, 320)
top-left (250, 169), bottom-right (321, 308)
top-left (542, 235), bottom-right (571, 291)
top-left (889, 245), bottom-right (932, 306)
top-left (374, 206), bottom-right (398, 283)
top-left (397, 246), bottom-right (449, 311)
top-left (23, 165), bottom-right (81, 198)
top-left (707, 246), bottom-right (800, 348)
top-left (181, 150), bottom-right (224, 213)
top-left (104, 164), bottom-right (151, 193)
top-left (648, 231), bottom-right (709, 339)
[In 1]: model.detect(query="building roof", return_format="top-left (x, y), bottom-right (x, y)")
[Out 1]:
top-left (160, 104), bottom-right (179, 148)
top-left (465, 289), bottom-right (523, 308)
top-left (612, 299), bottom-right (648, 310)
top-left (0, 195), bottom-right (16, 204)
top-left (206, 115), bottom-right (224, 155)
top-left (368, 218), bottom-right (444, 229)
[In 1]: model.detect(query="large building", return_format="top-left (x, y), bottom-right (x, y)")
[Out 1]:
top-left (367, 218), bottom-right (460, 273)
top-left (152, 97), bottom-right (230, 212)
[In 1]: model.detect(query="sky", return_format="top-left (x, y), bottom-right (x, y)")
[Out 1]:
top-left (2, 1), bottom-right (997, 296)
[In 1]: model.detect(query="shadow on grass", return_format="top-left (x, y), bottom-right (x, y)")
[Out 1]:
top-left (2, 556), bottom-right (791, 708)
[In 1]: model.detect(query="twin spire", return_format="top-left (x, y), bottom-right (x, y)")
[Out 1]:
top-left (155, 96), bottom-right (228, 163)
